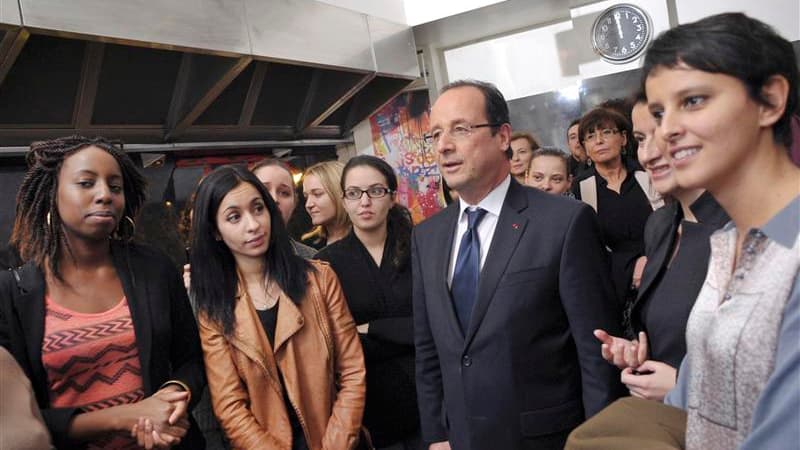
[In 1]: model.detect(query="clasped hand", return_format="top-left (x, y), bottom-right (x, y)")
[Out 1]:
top-left (128, 386), bottom-right (191, 449)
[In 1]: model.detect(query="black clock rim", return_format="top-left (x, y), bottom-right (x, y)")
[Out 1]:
top-left (590, 3), bottom-right (653, 64)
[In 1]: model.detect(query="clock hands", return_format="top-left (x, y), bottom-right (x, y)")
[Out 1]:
top-left (614, 12), bottom-right (624, 40)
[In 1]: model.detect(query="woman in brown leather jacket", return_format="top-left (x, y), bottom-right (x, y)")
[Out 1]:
top-left (189, 165), bottom-right (366, 450)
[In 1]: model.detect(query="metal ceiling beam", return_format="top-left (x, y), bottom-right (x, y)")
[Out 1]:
top-left (72, 42), bottom-right (105, 127)
top-left (238, 62), bottom-right (268, 126)
top-left (0, 124), bottom-right (342, 147)
top-left (295, 68), bottom-right (321, 132)
top-left (0, 28), bottom-right (29, 88)
top-left (0, 137), bottom-right (352, 156)
top-left (165, 55), bottom-right (253, 141)
top-left (301, 72), bottom-right (374, 131)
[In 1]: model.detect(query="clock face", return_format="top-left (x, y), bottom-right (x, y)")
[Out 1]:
top-left (591, 4), bottom-right (652, 63)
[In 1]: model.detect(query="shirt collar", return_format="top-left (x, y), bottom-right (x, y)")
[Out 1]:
top-left (458, 174), bottom-right (511, 220)
top-left (762, 195), bottom-right (800, 249)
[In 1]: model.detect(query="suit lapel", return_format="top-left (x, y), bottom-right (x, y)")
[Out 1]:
top-left (436, 204), bottom-right (466, 340)
top-left (112, 244), bottom-right (154, 393)
top-left (465, 181), bottom-right (528, 347)
top-left (635, 207), bottom-right (678, 310)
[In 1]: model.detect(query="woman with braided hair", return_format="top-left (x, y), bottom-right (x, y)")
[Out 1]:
top-left (0, 136), bottom-right (205, 449)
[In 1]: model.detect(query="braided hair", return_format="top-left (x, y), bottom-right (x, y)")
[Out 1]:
top-left (10, 135), bottom-right (147, 280)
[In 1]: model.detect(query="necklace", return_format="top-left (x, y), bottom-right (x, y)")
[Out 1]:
top-left (251, 278), bottom-right (279, 310)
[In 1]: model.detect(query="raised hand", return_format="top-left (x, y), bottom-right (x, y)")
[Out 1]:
top-left (594, 329), bottom-right (636, 369)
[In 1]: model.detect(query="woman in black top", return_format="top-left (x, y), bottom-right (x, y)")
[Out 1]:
top-left (315, 155), bottom-right (419, 449)
top-left (574, 108), bottom-right (661, 307)
top-left (594, 99), bottom-right (728, 401)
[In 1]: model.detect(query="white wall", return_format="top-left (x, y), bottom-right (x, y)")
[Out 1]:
top-left (443, 0), bottom-right (670, 101)
top-left (315, 0), bottom-right (407, 24)
top-left (352, 0), bottom-right (799, 156)
top-left (675, 0), bottom-right (799, 40)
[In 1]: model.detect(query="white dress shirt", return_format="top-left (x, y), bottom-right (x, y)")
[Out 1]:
top-left (447, 175), bottom-right (511, 286)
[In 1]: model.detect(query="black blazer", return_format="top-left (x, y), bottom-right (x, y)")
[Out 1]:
top-left (630, 192), bottom-right (729, 337)
top-left (0, 242), bottom-right (206, 449)
top-left (413, 179), bottom-right (625, 450)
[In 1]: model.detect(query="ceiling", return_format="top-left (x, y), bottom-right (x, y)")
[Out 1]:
top-left (0, 0), bottom-right (420, 156)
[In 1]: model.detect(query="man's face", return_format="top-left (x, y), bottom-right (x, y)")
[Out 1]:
top-left (567, 124), bottom-right (587, 162)
top-left (429, 86), bottom-right (511, 204)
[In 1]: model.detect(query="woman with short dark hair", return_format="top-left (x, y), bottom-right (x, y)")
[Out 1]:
top-left (568, 13), bottom-right (800, 450)
top-left (575, 108), bottom-right (662, 308)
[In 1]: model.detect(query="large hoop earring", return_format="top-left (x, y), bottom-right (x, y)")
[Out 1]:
top-left (113, 215), bottom-right (136, 241)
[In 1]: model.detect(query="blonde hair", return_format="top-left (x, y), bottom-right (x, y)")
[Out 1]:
top-left (301, 160), bottom-right (351, 243)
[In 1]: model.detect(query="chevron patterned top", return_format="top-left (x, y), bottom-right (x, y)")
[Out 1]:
top-left (42, 295), bottom-right (144, 449)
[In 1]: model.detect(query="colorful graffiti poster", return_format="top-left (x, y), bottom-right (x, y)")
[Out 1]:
top-left (370, 90), bottom-right (445, 223)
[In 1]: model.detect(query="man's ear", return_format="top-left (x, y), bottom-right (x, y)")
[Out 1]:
top-left (498, 123), bottom-right (513, 153)
top-left (758, 74), bottom-right (790, 130)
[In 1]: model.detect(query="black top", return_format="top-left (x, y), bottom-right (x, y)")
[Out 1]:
top-left (576, 169), bottom-right (653, 304)
top-left (568, 157), bottom-right (592, 180)
top-left (0, 242), bottom-right (206, 449)
top-left (315, 230), bottom-right (417, 447)
top-left (640, 220), bottom-right (707, 367)
top-left (256, 303), bottom-right (279, 346)
top-left (631, 192), bottom-right (729, 368)
top-left (256, 303), bottom-right (308, 450)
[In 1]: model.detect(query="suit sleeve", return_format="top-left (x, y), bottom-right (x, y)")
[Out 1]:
top-left (166, 259), bottom-right (206, 409)
top-left (318, 264), bottom-right (366, 450)
top-left (412, 229), bottom-right (448, 443)
top-left (559, 204), bottom-right (626, 417)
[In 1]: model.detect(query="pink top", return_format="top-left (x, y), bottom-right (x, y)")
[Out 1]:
top-left (41, 295), bottom-right (144, 449)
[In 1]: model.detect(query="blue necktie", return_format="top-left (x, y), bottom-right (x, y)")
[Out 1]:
top-left (451, 208), bottom-right (487, 333)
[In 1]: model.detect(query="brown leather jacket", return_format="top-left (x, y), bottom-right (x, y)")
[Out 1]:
top-left (198, 261), bottom-right (366, 450)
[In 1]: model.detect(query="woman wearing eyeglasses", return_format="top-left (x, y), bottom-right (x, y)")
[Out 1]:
top-left (315, 155), bottom-right (420, 449)
top-left (574, 108), bottom-right (662, 316)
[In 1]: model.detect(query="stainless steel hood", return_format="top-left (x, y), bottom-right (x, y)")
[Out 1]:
top-left (0, 0), bottom-right (419, 150)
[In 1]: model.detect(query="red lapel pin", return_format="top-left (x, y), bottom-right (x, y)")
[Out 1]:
top-left (512, 223), bottom-right (520, 230)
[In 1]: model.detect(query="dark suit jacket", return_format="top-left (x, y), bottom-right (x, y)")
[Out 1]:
top-left (0, 242), bottom-right (205, 449)
top-left (630, 192), bottom-right (729, 337)
top-left (413, 179), bottom-right (624, 450)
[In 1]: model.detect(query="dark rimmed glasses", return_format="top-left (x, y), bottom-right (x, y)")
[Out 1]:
top-left (423, 123), bottom-right (502, 145)
top-left (343, 186), bottom-right (394, 201)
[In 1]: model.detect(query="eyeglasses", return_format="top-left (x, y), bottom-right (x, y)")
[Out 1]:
top-left (343, 186), bottom-right (394, 201)
top-left (584, 128), bottom-right (620, 142)
top-left (423, 123), bottom-right (502, 145)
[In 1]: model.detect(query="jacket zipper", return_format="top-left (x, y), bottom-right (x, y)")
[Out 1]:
top-left (284, 383), bottom-right (312, 447)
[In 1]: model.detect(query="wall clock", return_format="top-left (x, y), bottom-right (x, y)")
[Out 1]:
top-left (591, 3), bottom-right (652, 64)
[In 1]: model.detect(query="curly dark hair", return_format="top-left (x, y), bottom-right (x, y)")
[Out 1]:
top-left (10, 135), bottom-right (147, 280)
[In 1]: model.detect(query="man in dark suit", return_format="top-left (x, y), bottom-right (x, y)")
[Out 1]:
top-left (413, 80), bottom-right (624, 450)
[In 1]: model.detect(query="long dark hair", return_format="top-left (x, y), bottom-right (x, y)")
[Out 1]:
top-left (11, 135), bottom-right (146, 280)
top-left (190, 165), bottom-right (311, 337)
top-left (341, 155), bottom-right (412, 270)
